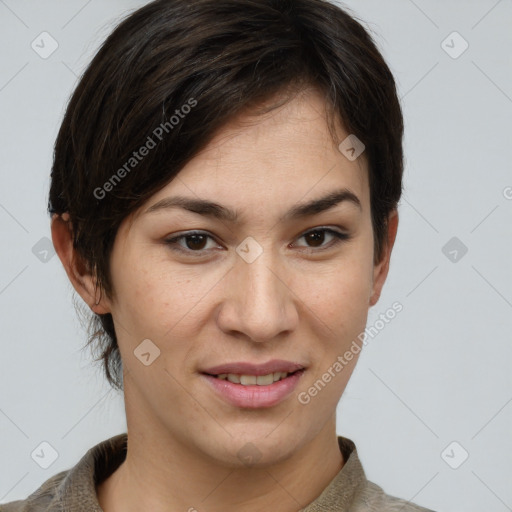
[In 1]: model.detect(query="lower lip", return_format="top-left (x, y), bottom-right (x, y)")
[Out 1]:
top-left (201, 371), bottom-right (305, 409)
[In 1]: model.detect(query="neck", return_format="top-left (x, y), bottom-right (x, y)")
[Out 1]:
top-left (97, 415), bottom-right (344, 512)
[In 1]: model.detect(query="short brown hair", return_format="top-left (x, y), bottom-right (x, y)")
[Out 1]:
top-left (49, 0), bottom-right (404, 391)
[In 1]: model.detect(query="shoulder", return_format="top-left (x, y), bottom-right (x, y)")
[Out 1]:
top-left (330, 436), bottom-right (437, 512)
top-left (360, 480), bottom-right (436, 512)
top-left (1, 433), bottom-right (127, 512)
top-left (0, 470), bottom-right (69, 512)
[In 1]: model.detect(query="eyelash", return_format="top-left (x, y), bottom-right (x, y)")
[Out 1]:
top-left (163, 227), bottom-right (351, 257)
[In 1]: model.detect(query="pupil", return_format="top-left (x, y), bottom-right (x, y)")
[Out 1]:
top-left (187, 234), bottom-right (207, 250)
top-left (307, 231), bottom-right (324, 247)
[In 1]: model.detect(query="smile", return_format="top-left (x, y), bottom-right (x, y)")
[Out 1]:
top-left (213, 371), bottom-right (294, 385)
top-left (201, 369), bottom-right (305, 408)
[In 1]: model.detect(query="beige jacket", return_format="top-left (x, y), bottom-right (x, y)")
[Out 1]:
top-left (1, 434), bottom-right (435, 511)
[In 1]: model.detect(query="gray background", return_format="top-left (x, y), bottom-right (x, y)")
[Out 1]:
top-left (1, 1), bottom-right (511, 511)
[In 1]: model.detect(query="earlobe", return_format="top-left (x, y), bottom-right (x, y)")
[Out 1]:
top-left (369, 209), bottom-right (399, 307)
top-left (50, 213), bottom-right (110, 315)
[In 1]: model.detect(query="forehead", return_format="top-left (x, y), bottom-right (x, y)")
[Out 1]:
top-left (137, 88), bottom-right (369, 222)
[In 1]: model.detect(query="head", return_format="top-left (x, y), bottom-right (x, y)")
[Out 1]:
top-left (50, 0), bottom-right (402, 465)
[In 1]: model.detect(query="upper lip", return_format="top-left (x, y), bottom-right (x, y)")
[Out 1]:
top-left (202, 359), bottom-right (305, 376)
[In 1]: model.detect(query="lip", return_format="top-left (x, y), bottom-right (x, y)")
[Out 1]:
top-left (201, 369), bottom-right (305, 409)
top-left (201, 359), bottom-right (305, 376)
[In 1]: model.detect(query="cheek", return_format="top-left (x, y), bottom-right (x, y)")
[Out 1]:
top-left (295, 252), bottom-right (373, 330)
top-left (113, 252), bottom-right (223, 345)
top-left (109, 247), bottom-right (166, 339)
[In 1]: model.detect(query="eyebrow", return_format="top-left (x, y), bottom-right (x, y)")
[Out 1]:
top-left (143, 188), bottom-right (362, 223)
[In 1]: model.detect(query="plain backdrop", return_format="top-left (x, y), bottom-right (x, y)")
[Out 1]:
top-left (1, 1), bottom-right (511, 511)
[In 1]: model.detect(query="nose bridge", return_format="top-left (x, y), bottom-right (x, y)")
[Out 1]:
top-left (244, 249), bottom-right (282, 307)
top-left (223, 237), bottom-right (296, 341)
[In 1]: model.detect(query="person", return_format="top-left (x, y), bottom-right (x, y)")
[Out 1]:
top-left (1, 0), bottom-right (436, 510)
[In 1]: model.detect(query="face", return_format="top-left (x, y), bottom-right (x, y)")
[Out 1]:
top-left (73, 88), bottom-right (395, 467)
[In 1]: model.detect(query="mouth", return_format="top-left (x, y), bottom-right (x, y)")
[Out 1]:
top-left (200, 366), bottom-right (306, 409)
top-left (203, 369), bottom-right (304, 386)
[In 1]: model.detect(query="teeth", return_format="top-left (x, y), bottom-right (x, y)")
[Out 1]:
top-left (256, 374), bottom-right (274, 385)
top-left (240, 375), bottom-right (257, 385)
top-left (215, 372), bottom-right (291, 385)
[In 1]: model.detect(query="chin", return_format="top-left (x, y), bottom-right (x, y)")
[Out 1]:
top-left (202, 427), bottom-right (305, 469)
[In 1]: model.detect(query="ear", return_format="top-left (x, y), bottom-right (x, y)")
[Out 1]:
top-left (369, 209), bottom-right (399, 307)
top-left (51, 213), bottom-right (111, 315)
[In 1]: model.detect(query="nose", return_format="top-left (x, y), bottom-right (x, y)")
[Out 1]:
top-left (216, 244), bottom-right (299, 343)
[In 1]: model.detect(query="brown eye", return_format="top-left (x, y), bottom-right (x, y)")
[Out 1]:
top-left (294, 228), bottom-right (350, 251)
top-left (164, 227), bottom-right (350, 258)
top-left (304, 230), bottom-right (327, 247)
top-left (164, 231), bottom-right (218, 256)
top-left (182, 234), bottom-right (208, 250)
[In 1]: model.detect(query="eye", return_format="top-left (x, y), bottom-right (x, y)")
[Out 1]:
top-left (163, 227), bottom-right (351, 257)
top-left (164, 231), bottom-right (219, 256)
top-left (292, 227), bottom-right (351, 252)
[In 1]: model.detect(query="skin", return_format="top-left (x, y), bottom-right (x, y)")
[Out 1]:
top-left (52, 87), bottom-right (398, 512)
